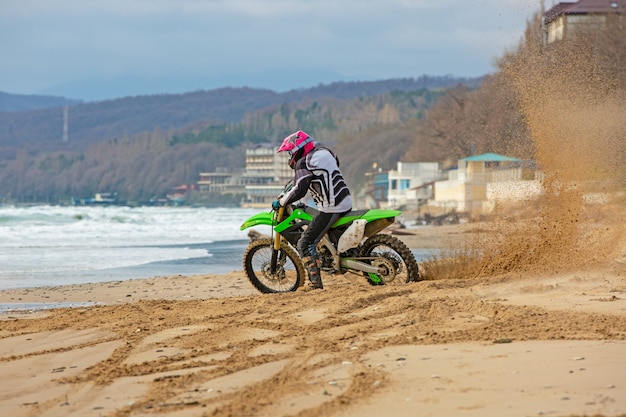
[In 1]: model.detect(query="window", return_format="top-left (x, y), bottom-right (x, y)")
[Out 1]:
top-left (400, 179), bottom-right (410, 190)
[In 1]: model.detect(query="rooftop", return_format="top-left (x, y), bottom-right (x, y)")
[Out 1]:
top-left (460, 153), bottom-right (521, 162)
top-left (545, 0), bottom-right (626, 24)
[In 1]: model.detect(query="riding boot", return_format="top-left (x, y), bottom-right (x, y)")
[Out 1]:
top-left (302, 256), bottom-right (323, 290)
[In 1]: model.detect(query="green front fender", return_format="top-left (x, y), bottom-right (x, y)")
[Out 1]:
top-left (240, 208), bottom-right (314, 232)
top-left (240, 211), bottom-right (275, 230)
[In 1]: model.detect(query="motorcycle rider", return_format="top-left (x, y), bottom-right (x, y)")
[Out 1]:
top-left (272, 130), bottom-right (352, 290)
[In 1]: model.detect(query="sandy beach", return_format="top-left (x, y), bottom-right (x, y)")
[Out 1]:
top-left (1, 219), bottom-right (625, 417)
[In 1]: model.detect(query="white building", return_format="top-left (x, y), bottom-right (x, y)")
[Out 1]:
top-left (387, 162), bottom-right (443, 209)
top-left (196, 144), bottom-right (292, 206)
top-left (243, 144), bottom-right (292, 207)
top-left (432, 153), bottom-right (542, 214)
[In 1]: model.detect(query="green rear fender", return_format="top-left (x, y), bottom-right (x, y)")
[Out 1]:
top-left (332, 209), bottom-right (401, 227)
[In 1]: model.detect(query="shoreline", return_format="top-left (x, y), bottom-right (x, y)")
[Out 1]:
top-left (0, 238), bottom-right (253, 292)
top-left (0, 224), bottom-right (467, 311)
top-left (0, 272), bottom-right (258, 315)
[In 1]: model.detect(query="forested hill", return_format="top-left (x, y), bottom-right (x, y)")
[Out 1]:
top-left (0, 75), bottom-right (485, 203)
top-left (0, 76), bottom-right (482, 151)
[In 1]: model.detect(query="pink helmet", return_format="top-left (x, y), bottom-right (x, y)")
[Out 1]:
top-left (277, 130), bottom-right (316, 168)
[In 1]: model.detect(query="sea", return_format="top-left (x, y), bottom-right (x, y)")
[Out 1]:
top-left (0, 204), bottom-right (435, 292)
top-left (0, 205), bottom-right (264, 291)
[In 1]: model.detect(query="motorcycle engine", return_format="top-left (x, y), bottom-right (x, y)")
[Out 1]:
top-left (317, 246), bottom-right (335, 272)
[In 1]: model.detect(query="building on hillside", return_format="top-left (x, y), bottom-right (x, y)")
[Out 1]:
top-left (197, 166), bottom-right (262, 197)
top-left (386, 162), bottom-right (443, 209)
top-left (166, 184), bottom-right (197, 205)
top-left (197, 170), bottom-right (242, 194)
top-left (242, 144), bottom-right (292, 207)
top-left (360, 169), bottom-right (389, 209)
top-left (431, 153), bottom-right (542, 214)
top-left (543, 0), bottom-right (625, 45)
top-left (243, 144), bottom-right (292, 183)
top-left (195, 144), bottom-right (293, 207)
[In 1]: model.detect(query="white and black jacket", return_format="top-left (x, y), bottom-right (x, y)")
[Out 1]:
top-left (279, 147), bottom-right (352, 213)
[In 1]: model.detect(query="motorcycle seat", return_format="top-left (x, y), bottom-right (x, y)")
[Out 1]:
top-left (301, 206), bottom-right (370, 228)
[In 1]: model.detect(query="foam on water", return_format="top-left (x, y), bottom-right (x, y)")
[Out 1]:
top-left (0, 205), bottom-right (261, 289)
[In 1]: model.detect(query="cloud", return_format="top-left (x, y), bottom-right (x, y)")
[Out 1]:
top-left (0, 0), bottom-right (541, 97)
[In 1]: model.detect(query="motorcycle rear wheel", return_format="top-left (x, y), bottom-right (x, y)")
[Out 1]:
top-left (243, 238), bottom-right (306, 293)
top-left (358, 234), bottom-right (422, 284)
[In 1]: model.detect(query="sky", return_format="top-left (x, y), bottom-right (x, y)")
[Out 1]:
top-left (0, 0), bottom-right (544, 101)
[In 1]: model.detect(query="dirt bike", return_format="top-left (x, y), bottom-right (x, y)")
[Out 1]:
top-left (240, 182), bottom-right (421, 293)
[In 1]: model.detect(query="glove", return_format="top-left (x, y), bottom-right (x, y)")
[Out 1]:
top-left (271, 200), bottom-right (282, 211)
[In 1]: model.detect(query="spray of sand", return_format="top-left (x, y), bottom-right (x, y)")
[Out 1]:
top-left (424, 31), bottom-right (626, 280)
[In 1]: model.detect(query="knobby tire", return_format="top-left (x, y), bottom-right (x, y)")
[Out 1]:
top-left (243, 238), bottom-right (306, 293)
top-left (358, 234), bottom-right (422, 284)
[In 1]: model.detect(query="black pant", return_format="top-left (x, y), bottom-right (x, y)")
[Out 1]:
top-left (297, 210), bottom-right (349, 259)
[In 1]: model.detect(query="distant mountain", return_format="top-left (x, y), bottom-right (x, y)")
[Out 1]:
top-left (0, 87), bottom-right (284, 151)
top-left (35, 69), bottom-right (350, 102)
top-left (0, 76), bottom-right (484, 153)
top-left (0, 91), bottom-right (81, 113)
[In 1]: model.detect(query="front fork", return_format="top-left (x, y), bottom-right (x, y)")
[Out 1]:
top-left (270, 207), bottom-right (285, 274)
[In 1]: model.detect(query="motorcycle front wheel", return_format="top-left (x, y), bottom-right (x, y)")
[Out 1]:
top-left (243, 237), bottom-right (306, 293)
top-left (358, 234), bottom-right (422, 284)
